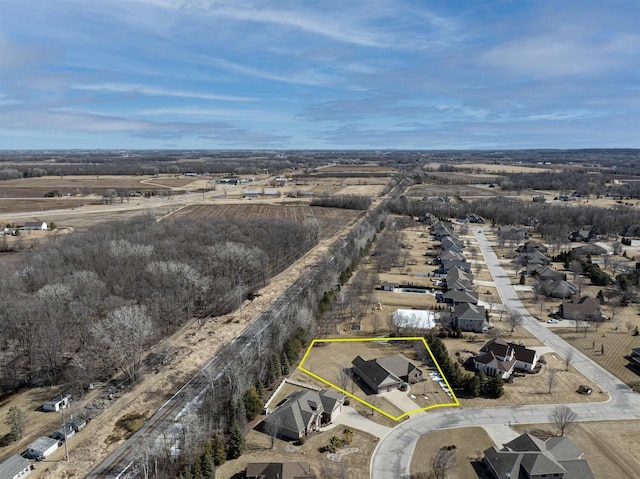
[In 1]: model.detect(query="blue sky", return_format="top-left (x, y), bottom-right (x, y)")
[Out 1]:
top-left (0, 0), bottom-right (638, 149)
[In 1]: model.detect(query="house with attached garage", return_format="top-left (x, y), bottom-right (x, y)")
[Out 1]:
top-left (352, 354), bottom-right (423, 394)
top-left (260, 389), bottom-right (344, 441)
top-left (451, 302), bottom-right (489, 333)
top-left (0, 454), bottom-right (31, 479)
top-left (560, 296), bottom-right (603, 321)
top-left (476, 338), bottom-right (538, 375)
top-left (483, 432), bottom-right (594, 479)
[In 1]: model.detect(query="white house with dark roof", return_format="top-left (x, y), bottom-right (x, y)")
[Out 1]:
top-left (483, 432), bottom-right (594, 479)
top-left (475, 338), bottom-right (538, 377)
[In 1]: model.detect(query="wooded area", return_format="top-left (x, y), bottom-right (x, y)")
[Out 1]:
top-left (0, 215), bottom-right (318, 391)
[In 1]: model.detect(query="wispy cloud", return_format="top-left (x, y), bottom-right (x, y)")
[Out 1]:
top-left (209, 58), bottom-right (335, 87)
top-left (72, 83), bottom-right (256, 102)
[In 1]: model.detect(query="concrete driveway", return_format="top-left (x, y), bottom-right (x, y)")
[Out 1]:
top-left (327, 406), bottom-right (391, 439)
top-left (370, 227), bottom-right (640, 479)
top-left (379, 389), bottom-right (423, 416)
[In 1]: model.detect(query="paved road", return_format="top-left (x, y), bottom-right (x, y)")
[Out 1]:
top-left (370, 227), bottom-right (640, 479)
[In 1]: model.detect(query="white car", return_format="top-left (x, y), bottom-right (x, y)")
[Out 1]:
top-left (547, 319), bottom-right (559, 324)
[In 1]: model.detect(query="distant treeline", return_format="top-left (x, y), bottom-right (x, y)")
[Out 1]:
top-left (388, 195), bottom-right (640, 240)
top-left (310, 194), bottom-right (372, 210)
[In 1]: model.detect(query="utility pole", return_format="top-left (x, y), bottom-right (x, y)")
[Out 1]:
top-left (60, 395), bottom-right (69, 461)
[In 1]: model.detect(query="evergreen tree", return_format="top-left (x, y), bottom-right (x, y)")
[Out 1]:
top-left (281, 352), bottom-right (290, 375)
top-left (483, 376), bottom-right (504, 398)
top-left (243, 385), bottom-right (263, 421)
top-left (191, 455), bottom-right (204, 479)
top-left (211, 433), bottom-right (226, 466)
top-left (227, 421), bottom-right (246, 459)
top-left (200, 451), bottom-right (216, 479)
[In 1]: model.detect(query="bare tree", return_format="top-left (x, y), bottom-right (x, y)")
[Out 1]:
top-left (564, 348), bottom-right (574, 371)
top-left (507, 309), bottom-right (522, 335)
top-left (549, 405), bottom-right (577, 437)
top-left (547, 369), bottom-right (558, 395)
top-left (625, 320), bottom-right (634, 334)
top-left (432, 446), bottom-right (457, 479)
top-left (91, 305), bottom-right (152, 383)
top-left (264, 414), bottom-right (283, 449)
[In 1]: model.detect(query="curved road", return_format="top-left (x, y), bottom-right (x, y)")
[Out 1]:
top-left (371, 227), bottom-right (640, 479)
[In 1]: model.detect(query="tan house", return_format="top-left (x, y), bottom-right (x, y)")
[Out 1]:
top-left (245, 461), bottom-right (316, 479)
top-left (560, 296), bottom-right (603, 321)
top-left (352, 354), bottom-right (423, 393)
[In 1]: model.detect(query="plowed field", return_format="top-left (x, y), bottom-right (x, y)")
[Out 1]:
top-left (171, 204), bottom-right (361, 239)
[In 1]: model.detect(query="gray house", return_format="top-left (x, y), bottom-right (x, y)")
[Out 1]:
top-left (25, 437), bottom-right (59, 460)
top-left (261, 389), bottom-right (343, 441)
top-left (352, 354), bottom-right (422, 394)
top-left (560, 296), bottom-right (603, 321)
top-left (452, 303), bottom-right (488, 332)
top-left (483, 433), bottom-right (594, 479)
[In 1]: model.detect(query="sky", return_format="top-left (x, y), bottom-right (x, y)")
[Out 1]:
top-left (0, 0), bottom-right (638, 150)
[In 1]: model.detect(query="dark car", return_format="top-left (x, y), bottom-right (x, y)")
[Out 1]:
top-left (577, 385), bottom-right (593, 395)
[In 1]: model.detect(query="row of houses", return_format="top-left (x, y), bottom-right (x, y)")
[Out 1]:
top-left (23, 414), bottom-right (87, 461)
top-left (430, 222), bottom-right (490, 333)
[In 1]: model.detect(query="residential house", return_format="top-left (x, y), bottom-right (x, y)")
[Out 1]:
top-left (430, 222), bottom-right (454, 240)
top-left (534, 265), bottom-right (565, 282)
top-left (474, 351), bottom-right (516, 379)
top-left (445, 268), bottom-right (474, 291)
top-left (520, 250), bottom-right (551, 267)
top-left (66, 416), bottom-right (87, 433)
top-left (451, 303), bottom-right (488, 332)
top-left (440, 236), bottom-right (464, 252)
top-left (439, 259), bottom-right (471, 274)
top-left (539, 280), bottom-right (578, 299)
top-left (571, 244), bottom-right (607, 258)
top-left (438, 250), bottom-right (466, 263)
top-left (483, 433), bottom-right (594, 479)
top-left (498, 225), bottom-right (530, 240)
top-left (441, 289), bottom-right (478, 306)
top-left (352, 354), bottom-right (422, 394)
top-left (245, 462), bottom-right (316, 479)
top-left (260, 389), bottom-right (343, 441)
top-left (42, 394), bottom-right (71, 412)
top-left (25, 437), bottom-right (59, 460)
top-left (517, 241), bottom-right (548, 253)
top-left (478, 338), bottom-right (538, 373)
top-left (560, 297), bottom-right (603, 321)
top-left (569, 227), bottom-right (595, 243)
top-left (0, 454), bottom-right (31, 479)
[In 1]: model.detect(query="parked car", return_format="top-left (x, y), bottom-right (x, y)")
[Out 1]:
top-left (577, 385), bottom-right (593, 395)
top-left (547, 319), bottom-right (558, 324)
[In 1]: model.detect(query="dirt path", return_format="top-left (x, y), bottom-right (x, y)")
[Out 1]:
top-left (33, 207), bottom-right (363, 479)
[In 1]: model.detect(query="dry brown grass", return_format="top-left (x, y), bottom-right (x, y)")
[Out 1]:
top-left (410, 427), bottom-right (494, 479)
top-left (514, 421), bottom-right (640, 479)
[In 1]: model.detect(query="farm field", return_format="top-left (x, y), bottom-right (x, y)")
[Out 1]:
top-left (514, 421), bottom-right (640, 479)
top-left (410, 427), bottom-right (494, 479)
top-left (0, 197), bottom-right (104, 215)
top-left (0, 175), bottom-right (192, 198)
top-left (317, 164), bottom-right (396, 174)
top-left (169, 204), bottom-right (361, 239)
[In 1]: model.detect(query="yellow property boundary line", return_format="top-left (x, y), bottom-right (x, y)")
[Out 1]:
top-left (298, 337), bottom-right (459, 421)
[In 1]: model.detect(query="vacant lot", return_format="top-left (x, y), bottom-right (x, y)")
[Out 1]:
top-left (514, 421), bottom-right (640, 479)
top-left (170, 204), bottom-right (361, 239)
top-left (410, 427), bottom-right (494, 479)
top-left (216, 424), bottom-right (377, 479)
top-left (0, 197), bottom-right (104, 215)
